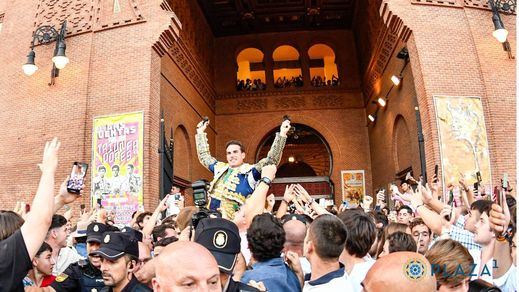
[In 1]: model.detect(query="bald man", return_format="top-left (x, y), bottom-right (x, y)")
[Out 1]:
top-left (283, 219), bottom-right (311, 275)
top-left (152, 241), bottom-right (222, 292)
top-left (362, 252), bottom-right (436, 291)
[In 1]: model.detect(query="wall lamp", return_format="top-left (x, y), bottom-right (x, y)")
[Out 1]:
top-left (368, 47), bottom-right (410, 125)
top-left (368, 113), bottom-right (377, 123)
top-left (488, 0), bottom-right (515, 59)
top-left (23, 21), bottom-right (69, 85)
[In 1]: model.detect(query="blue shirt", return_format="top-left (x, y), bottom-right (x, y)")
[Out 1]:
top-left (75, 243), bottom-right (88, 258)
top-left (241, 257), bottom-right (301, 292)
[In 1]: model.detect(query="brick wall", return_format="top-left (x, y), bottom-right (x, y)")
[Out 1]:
top-left (383, 0), bottom-right (516, 190)
top-left (0, 1), bottom-right (176, 213)
top-left (0, 0), bottom-right (515, 216)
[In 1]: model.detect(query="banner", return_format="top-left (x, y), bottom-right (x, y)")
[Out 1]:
top-left (341, 170), bottom-right (365, 206)
top-left (433, 96), bottom-right (492, 193)
top-left (91, 112), bottom-right (144, 225)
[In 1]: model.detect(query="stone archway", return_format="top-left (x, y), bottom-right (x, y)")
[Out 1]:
top-left (254, 123), bottom-right (334, 201)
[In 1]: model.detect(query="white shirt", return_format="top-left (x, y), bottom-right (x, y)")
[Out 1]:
top-left (240, 231), bottom-right (251, 265)
top-left (347, 259), bottom-right (376, 292)
top-left (53, 247), bottom-right (82, 275)
top-left (303, 266), bottom-right (355, 292)
top-left (493, 264), bottom-right (517, 291)
top-left (300, 256), bottom-right (312, 276)
top-left (469, 249), bottom-right (493, 283)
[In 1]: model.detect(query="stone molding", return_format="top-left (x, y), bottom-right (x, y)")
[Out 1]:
top-left (362, 2), bottom-right (412, 103)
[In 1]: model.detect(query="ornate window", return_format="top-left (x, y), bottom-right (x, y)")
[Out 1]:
top-left (308, 44), bottom-right (339, 87)
top-left (236, 48), bottom-right (266, 91)
top-left (272, 45), bottom-right (303, 88)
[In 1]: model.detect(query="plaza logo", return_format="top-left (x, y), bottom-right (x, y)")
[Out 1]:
top-left (403, 258), bottom-right (427, 281)
top-left (403, 258), bottom-right (498, 280)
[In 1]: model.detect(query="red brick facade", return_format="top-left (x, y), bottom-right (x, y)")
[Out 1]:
top-left (0, 0), bottom-right (515, 213)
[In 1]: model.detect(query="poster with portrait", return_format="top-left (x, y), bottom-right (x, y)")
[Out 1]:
top-left (91, 112), bottom-right (144, 225)
top-left (341, 170), bottom-right (365, 206)
top-left (433, 96), bottom-right (492, 196)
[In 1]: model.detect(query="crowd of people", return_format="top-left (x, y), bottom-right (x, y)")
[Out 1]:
top-left (0, 133), bottom-right (517, 292)
top-left (310, 75), bottom-right (339, 87)
top-left (274, 76), bottom-right (304, 88)
top-left (236, 79), bottom-right (267, 91)
top-left (236, 75), bottom-right (340, 91)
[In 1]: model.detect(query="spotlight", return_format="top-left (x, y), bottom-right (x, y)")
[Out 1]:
top-left (377, 97), bottom-right (387, 107)
top-left (396, 47), bottom-right (409, 60)
top-left (391, 75), bottom-right (401, 86)
top-left (288, 156), bottom-right (295, 163)
top-left (368, 114), bottom-right (376, 123)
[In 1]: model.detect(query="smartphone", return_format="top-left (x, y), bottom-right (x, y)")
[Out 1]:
top-left (476, 171), bottom-right (482, 183)
top-left (502, 173), bottom-right (509, 190)
top-left (80, 204), bottom-right (86, 211)
top-left (67, 162), bottom-right (88, 194)
top-left (96, 198), bottom-right (102, 208)
top-left (493, 186), bottom-right (500, 205)
top-left (434, 165), bottom-right (439, 181)
top-left (445, 190), bottom-right (454, 221)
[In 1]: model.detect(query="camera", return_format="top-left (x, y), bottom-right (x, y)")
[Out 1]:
top-left (191, 179), bottom-right (209, 207)
top-left (190, 179), bottom-right (221, 232)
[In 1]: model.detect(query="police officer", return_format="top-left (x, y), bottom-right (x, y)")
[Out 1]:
top-left (91, 231), bottom-right (151, 292)
top-left (194, 218), bottom-right (260, 292)
top-left (47, 222), bottom-right (108, 292)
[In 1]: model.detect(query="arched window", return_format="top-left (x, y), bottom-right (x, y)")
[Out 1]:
top-left (272, 45), bottom-right (303, 88)
top-left (308, 44), bottom-right (339, 87)
top-left (236, 48), bottom-right (266, 91)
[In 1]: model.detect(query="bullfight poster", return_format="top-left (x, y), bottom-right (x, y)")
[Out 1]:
top-left (341, 170), bottom-right (365, 206)
top-left (91, 112), bottom-right (144, 225)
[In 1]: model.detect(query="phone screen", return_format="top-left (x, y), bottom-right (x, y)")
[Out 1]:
top-left (67, 162), bottom-right (88, 194)
top-left (503, 173), bottom-right (509, 189)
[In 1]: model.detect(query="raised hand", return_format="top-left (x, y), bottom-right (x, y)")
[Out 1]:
top-left (283, 184), bottom-right (296, 203)
top-left (280, 119), bottom-right (291, 137)
top-left (390, 184), bottom-right (400, 195)
top-left (440, 205), bottom-right (455, 229)
top-left (459, 174), bottom-right (469, 192)
top-left (58, 176), bottom-right (81, 204)
top-left (196, 118), bottom-right (209, 134)
top-left (39, 137), bottom-right (60, 173)
top-left (159, 194), bottom-right (170, 212)
top-left (294, 184), bottom-right (312, 203)
top-left (79, 208), bottom-right (93, 223)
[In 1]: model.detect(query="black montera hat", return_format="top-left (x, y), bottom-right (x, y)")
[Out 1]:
top-left (89, 231), bottom-right (139, 260)
top-left (194, 218), bottom-right (241, 274)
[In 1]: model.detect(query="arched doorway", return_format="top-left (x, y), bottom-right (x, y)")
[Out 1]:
top-left (255, 124), bottom-right (333, 201)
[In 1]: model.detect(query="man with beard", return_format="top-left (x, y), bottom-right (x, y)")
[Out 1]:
top-left (91, 231), bottom-right (151, 292)
top-left (38, 223), bottom-right (108, 292)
